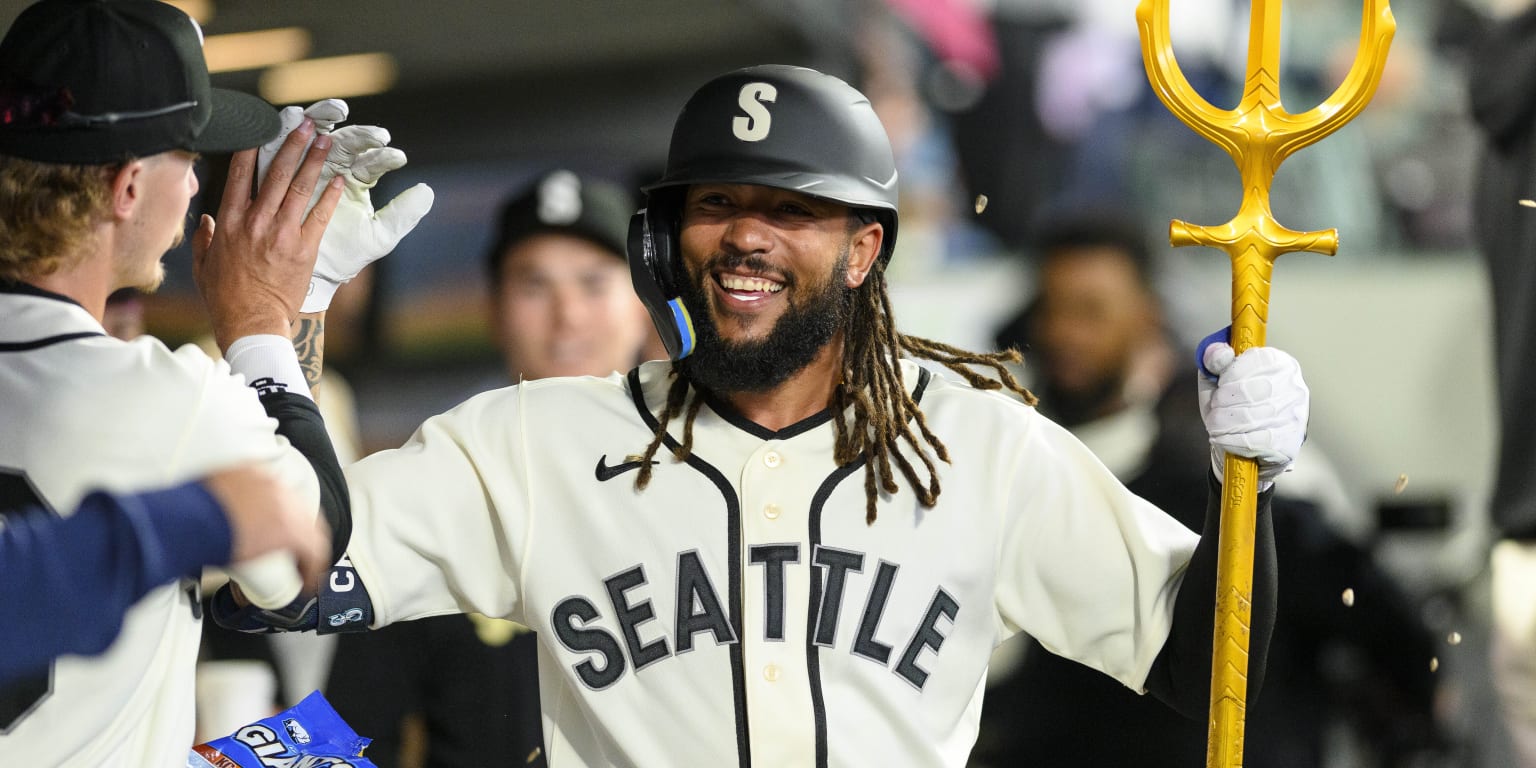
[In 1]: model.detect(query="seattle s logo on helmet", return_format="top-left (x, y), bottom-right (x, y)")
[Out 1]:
top-left (732, 83), bottom-right (777, 142)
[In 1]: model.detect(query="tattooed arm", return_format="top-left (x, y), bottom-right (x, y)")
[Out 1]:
top-left (293, 312), bottom-right (326, 400)
top-left (262, 309), bottom-right (350, 567)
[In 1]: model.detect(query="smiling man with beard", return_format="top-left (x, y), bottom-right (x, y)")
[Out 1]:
top-left (222, 64), bottom-right (1313, 768)
top-left (674, 221), bottom-right (853, 396)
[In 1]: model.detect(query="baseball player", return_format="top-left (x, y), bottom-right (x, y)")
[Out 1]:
top-left (0, 1), bottom-right (428, 764)
top-left (487, 169), bottom-right (662, 381)
top-left (224, 64), bottom-right (1308, 767)
top-left (1, 465), bottom-right (326, 686)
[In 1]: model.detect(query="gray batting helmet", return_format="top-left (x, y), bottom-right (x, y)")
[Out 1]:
top-left (628, 64), bottom-right (900, 360)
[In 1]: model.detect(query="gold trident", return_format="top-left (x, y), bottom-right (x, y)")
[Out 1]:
top-left (1135, 1), bottom-right (1394, 767)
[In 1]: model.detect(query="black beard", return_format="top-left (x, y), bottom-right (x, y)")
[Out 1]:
top-left (678, 248), bottom-right (851, 395)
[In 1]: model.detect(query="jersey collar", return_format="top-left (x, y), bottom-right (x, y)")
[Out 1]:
top-left (0, 280), bottom-right (107, 345)
top-left (0, 279), bottom-right (89, 311)
top-left (626, 361), bottom-right (934, 443)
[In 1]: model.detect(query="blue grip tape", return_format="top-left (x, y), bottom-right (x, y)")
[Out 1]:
top-left (1196, 326), bottom-right (1232, 382)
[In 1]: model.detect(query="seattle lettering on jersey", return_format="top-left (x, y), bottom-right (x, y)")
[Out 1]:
top-left (551, 544), bottom-right (959, 692)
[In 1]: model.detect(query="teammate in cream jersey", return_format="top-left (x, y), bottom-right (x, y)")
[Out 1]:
top-left (226, 65), bottom-right (1307, 767)
top-left (0, 303), bottom-right (327, 766)
top-left (0, 0), bottom-right (341, 761)
top-left (0, 2), bottom-right (432, 764)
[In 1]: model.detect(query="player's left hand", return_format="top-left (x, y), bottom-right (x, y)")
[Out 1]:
top-left (1196, 331), bottom-right (1309, 490)
top-left (256, 99), bottom-right (436, 313)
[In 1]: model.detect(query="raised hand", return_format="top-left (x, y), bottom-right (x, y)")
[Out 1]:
top-left (193, 119), bottom-right (345, 351)
top-left (304, 122), bottom-right (433, 312)
top-left (252, 99), bottom-right (435, 313)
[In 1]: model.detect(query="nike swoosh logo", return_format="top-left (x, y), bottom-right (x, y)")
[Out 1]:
top-left (595, 454), bottom-right (659, 482)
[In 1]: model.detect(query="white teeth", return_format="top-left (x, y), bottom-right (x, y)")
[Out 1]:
top-left (719, 275), bottom-right (783, 294)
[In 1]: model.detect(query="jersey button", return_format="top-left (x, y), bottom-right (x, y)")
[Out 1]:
top-left (763, 451), bottom-right (782, 469)
top-left (763, 504), bottom-right (781, 520)
top-left (763, 664), bottom-right (781, 682)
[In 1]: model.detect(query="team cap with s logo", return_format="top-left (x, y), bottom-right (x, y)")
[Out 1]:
top-left (0, 0), bottom-right (281, 164)
top-left (486, 169), bottom-right (635, 279)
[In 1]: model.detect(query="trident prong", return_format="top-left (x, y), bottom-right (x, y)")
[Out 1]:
top-left (1135, 2), bottom-right (1394, 767)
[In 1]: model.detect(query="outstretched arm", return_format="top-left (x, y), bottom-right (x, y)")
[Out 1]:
top-left (1143, 476), bottom-right (1278, 719)
top-left (194, 118), bottom-right (351, 608)
top-left (1144, 339), bottom-right (1307, 718)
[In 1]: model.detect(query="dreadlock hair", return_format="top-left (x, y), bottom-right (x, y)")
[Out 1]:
top-left (634, 210), bottom-right (1037, 524)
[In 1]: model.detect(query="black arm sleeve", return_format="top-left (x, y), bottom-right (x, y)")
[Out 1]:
top-left (1142, 473), bottom-right (1277, 721)
top-left (258, 390), bottom-right (351, 567)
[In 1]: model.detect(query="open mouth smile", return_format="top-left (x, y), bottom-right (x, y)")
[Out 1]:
top-left (713, 272), bottom-right (785, 306)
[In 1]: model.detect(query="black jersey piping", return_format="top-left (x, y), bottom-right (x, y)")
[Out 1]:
top-left (625, 365), bottom-right (933, 767)
top-left (0, 280), bottom-right (87, 309)
top-left (0, 282), bottom-right (103, 351)
top-left (0, 331), bottom-right (104, 352)
top-left (695, 385), bottom-right (834, 440)
top-left (909, 366), bottom-right (932, 403)
top-left (805, 365), bottom-right (931, 767)
top-left (806, 458), bottom-right (864, 768)
top-left (626, 367), bottom-right (752, 768)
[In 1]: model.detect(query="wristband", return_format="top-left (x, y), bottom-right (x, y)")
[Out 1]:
top-left (299, 277), bottom-right (340, 315)
top-left (225, 334), bottom-right (312, 401)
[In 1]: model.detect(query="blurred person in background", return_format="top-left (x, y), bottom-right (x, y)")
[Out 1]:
top-left (971, 209), bottom-right (1442, 768)
top-left (101, 287), bottom-right (146, 341)
top-left (323, 169), bottom-right (658, 768)
top-left (488, 168), bottom-right (666, 380)
top-left (1470, 2), bottom-right (1536, 764)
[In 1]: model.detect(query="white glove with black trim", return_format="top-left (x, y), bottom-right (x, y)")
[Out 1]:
top-left (1197, 334), bottom-right (1310, 490)
top-left (256, 99), bottom-right (435, 313)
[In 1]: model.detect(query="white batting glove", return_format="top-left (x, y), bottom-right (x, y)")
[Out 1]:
top-left (255, 99), bottom-right (349, 183)
top-left (1197, 333), bottom-right (1309, 490)
top-left (255, 99), bottom-right (436, 313)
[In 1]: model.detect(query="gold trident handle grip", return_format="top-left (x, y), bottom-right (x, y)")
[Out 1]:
top-left (1210, 451), bottom-right (1260, 767)
top-left (1138, 2), bottom-right (1394, 767)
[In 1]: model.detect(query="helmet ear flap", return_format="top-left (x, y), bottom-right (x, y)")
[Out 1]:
top-left (628, 205), bottom-right (679, 296)
top-left (626, 204), bottom-right (695, 360)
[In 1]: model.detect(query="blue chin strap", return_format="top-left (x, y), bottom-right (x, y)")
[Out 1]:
top-left (627, 206), bottom-right (698, 361)
top-left (665, 298), bottom-right (696, 360)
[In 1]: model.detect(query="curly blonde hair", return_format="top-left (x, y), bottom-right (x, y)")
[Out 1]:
top-left (0, 156), bottom-right (115, 283)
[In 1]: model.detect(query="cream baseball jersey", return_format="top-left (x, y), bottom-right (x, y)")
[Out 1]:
top-left (339, 359), bottom-right (1198, 767)
top-left (0, 286), bottom-right (319, 767)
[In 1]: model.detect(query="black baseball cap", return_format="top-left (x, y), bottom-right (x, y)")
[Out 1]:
top-left (0, 0), bottom-right (281, 164)
top-left (487, 169), bottom-right (635, 279)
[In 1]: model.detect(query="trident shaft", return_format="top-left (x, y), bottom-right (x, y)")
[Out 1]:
top-left (1135, 1), bottom-right (1394, 766)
